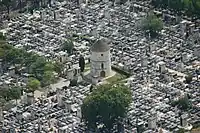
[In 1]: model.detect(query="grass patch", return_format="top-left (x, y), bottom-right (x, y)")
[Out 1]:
top-left (106, 72), bottom-right (127, 83)
top-left (84, 63), bottom-right (90, 72)
top-left (84, 68), bottom-right (90, 72)
top-left (85, 63), bottom-right (90, 68)
top-left (192, 128), bottom-right (200, 133)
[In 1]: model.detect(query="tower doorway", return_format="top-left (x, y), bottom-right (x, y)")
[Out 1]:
top-left (100, 71), bottom-right (106, 77)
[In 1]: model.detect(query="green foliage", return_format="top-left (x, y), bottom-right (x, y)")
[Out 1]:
top-left (53, 61), bottom-right (63, 75)
top-left (0, 33), bottom-right (6, 41)
top-left (185, 74), bottom-right (193, 84)
top-left (0, 0), bottom-right (12, 14)
top-left (5, 48), bottom-right (26, 64)
top-left (81, 84), bottom-right (132, 131)
top-left (0, 44), bottom-right (58, 87)
top-left (0, 98), bottom-right (6, 108)
top-left (0, 88), bottom-right (11, 101)
top-left (141, 12), bottom-right (163, 38)
top-left (27, 77), bottom-right (41, 93)
top-left (44, 63), bottom-right (55, 72)
top-left (176, 128), bottom-right (185, 133)
top-left (42, 70), bottom-right (55, 86)
top-left (172, 95), bottom-right (190, 110)
top-left (151, 0), bottom-right (200, 17)
top-left (0, 48), bottom-right (5, 58)
top-left (114, 0), bottom-right (127, 4)
top-left (62, 39), bottom-right (74, 55)
top-left (0, 87), bottom-right (21, 103)
top-left (111, 66), bottom-right (130, 77)
top-left (9, 87), bottom-right (21, 101)
top-left (69, 79), bottom-right (78, 86)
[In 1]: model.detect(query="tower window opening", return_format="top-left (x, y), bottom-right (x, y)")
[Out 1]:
top-left (101, 63), bottom-right (104, 69)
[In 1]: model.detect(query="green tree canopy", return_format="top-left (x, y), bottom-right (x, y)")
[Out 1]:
top-left (29, 56), bottom-right (47, 80)
top-left (44, 62), bottom-right (55, 72)
top-left (0, 48), bottom-right (5, 58)
top-left (27, 78), bottom-right (41, 93)
top-left (0, 88), bottom-right (11, 101)
top-left (62, 39), bottom-right (74, 55)
top-left (53, 61), bottom-right (63, 75)
top-left (177, 128), bottom-right (185, 133)
top-left (42, 70), bottom-right (55, 86)
top-left (0, 98), bottom-right (6, 108)
top-left (9, 87), bottom-right (22, 104)
top-left (151, 0), bottom-right (200, 17)
top-left (141, 12), bottom-right (163, 38)
top-left (172, 95), bottom-right (190, 110)
top-left (81, 84), bottom-right (132, 131)
top-left (69, 79), bottom-right (78, 87)
top-left (0, 0), bottom-right (12, 15)
top-left (0, 32), bottom-right (6, 41)
top-left (185, 74), bottom-right (193, 84)
top-left (0, 43), bottom-right (57, 87)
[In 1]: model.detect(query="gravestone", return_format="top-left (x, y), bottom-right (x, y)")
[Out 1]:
top-left (194, 45), bottom-right (200, 58)
top-left (175, 14), bottom-right (181, 23)
top-left (86, 0), bottom-right (89, 5)
top-left (158, 61), bottom-right (166, 73)
top-left (54, 11), bottom-right (60, 20)
top-left (182, 52), bottom-right (187, 63)
top-left (189, 24), bottom-right (195, 33)
top-left (65, 100), bottom-right (72, 112)
top-left (3, 20), bottom-right (8, 29)
top-left (16, 110), bottom-right (22, 121)
top-left (77, 108), bottom-right (82, 119)
top-left (79, 0), bottom-right (83, 5)
top-left (91, 28), bottom-right (98, 38)
top-left (56, 88), bottom-right (63, 107)
top-left (148, 115), bottom-right (157, 129)
top-left (0, 107), bottom-right (3, 121)
top-left (114, 0), bottom-right (120, 6)
top-left (27, 93), bottom-right (34, 105)
top-left (51, 0), bottom-right (55, 6)
top-left (141, 55), bottom-right (148, 67)
top-left (180, 61), bottom-right (184, 71)
top-left (180, 21), bottom-right (187, 36)
top-left (40, 10), bottom-right (46, 20)
top-left (0, 59), bottom-right (2, 74)
top-left (104, 10), bottom-right (111, 20)
top-left (30, 108), bottom-right (36, 119)
top-left (67, 69), bottom-right (74, 80)
top-left (92, 75), bottom-right (99, 85)
top-left (149, 42), bottom-right (156, 52)
top-left (58, 51), bottom-right (68, 63)
top-left (164, 74), bottom-right (171, 82)
top-left (180, 114), bottom-right (188, 127)
top-left (8, 66), bottom-right (15, 76)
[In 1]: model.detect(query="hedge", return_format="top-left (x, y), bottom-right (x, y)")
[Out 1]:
top-left (111, 65), bottom-right (131, 77)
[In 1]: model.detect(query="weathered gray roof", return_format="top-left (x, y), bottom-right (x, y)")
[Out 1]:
top-left (91, 38), bottom-right (110, 52)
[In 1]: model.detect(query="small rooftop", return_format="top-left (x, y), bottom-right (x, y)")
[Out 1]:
top-left (91, 38), bottom-right (110, 52)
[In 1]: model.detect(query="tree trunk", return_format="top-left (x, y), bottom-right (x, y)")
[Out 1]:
top-left (25, 0), bottom-right (28, 6)
top-left (48, 0), bottom-right (51, 7)
top-left (16, 99), bottom-right (18, 105)
top-left (6, 6), bottom-right (10, 16)
top-left (19, 0), bottom-right (22, 11)
top-left (40, 0), bottom-right (43, 7)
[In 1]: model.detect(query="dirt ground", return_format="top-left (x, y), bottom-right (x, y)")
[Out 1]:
top-left (191, 128), bottom-right (200, 133)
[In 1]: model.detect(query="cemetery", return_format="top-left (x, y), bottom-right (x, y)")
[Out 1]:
top-left (0, 0), bottom-right (200, 132)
